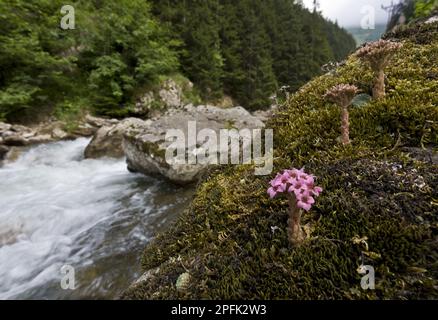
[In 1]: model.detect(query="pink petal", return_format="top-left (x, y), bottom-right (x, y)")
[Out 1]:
top-left (297, 201), bottom-right (312, 211)
top-left (267, 187), bottom-right (277, 199)
top-left (294, 188), bottom-right (304, 198)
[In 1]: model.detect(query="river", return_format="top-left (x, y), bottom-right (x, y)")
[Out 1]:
top-left (0, 138), bottom-right (194, 299)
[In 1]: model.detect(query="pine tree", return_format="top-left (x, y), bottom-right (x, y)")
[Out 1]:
top-left (227, 0), bottom-right (277, 110)
top-left (151, 0), bottom-right (224, 101)
top-left (150, 0), bottom-right (356, 109)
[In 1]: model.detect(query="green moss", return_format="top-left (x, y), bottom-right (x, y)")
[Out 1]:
top-left (122, 21), bottom-right (438, 300)
top-left (123, 133), bottom-right (168, 163)
top-left (141, 141), bottom-right (167, 164)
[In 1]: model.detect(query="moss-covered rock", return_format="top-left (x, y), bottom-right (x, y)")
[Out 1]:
top-left (122, 21), bottom-right (438, 300)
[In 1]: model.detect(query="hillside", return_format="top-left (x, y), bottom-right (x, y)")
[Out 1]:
top-left (150, 0), bottom-right (356, 109)
top-left (123, 21), bottom-right (438, 300)
top-left (0, 0), bottom-right (355, 123)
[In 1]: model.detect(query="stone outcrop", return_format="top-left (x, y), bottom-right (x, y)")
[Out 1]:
top-left (133, 79), bottom-right (191, 117)
top-left (122, 104), bottom-right (265, 184)
top-left (84, 118), bottom-right (144, 159)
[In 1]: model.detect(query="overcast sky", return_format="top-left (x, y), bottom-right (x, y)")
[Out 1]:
top-left (302, 0), bottom-right (402, 27)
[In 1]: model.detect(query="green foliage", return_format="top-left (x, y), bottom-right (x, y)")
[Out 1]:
top-left (0, 0), bottom-right (77, 121)
top-left (54, 98), bottom-right (87, 132)
top-left (387, 0), bottom-right (438, 31)
top-left (0, 0), bottom-right (179, 120)
top-left (83, 0), bottom-right (179, 117)
top-left (0, 0), bottom-right (358, 119)
top-left (122, 21), bottom-right (438, 300)
top-left (88, 54), bottom-right (132, 110)
top-left (222, 0), bottom-right (278, 109)
top-left (415, 0), bottom-right (438, 18)
top-left (151, 0), bottom-right (356, 110)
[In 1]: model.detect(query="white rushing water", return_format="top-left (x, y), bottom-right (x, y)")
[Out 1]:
top-left (0, 138), bottom-right (193, 299)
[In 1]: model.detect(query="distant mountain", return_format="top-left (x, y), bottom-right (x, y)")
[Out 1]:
top-left (346, 24), bottom-right (388, 46)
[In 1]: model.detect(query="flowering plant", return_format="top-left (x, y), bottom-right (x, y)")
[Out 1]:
top-left (355, 39), bottom-right (402, 99)
top-left (268, 168), bottom-right (322, 245)
top-left (324, 84), bottom-right (359, 145)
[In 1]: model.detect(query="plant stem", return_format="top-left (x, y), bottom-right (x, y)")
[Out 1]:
top-left (341, 105), bottom-right (350, 145)
top-left (373, 69), bottom-right (385, 99)
top-left (287, 194), bottom-right (304, 246)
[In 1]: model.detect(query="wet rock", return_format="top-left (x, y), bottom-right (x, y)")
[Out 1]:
top-left (0, 145), bottom-right (9, 161)
top-left (27, 134), bottom-right (53, 145)
top-left (3, 135), bottom-right (29, 146)
top-left (10, 124), bottom-right (31, 133)
top-left (84, 114), bottom-right (118, 128)
top-left (73, 123), bottom-right (98, 137)
top-left (51, 128), bottom-right (68, 140)
top-left (4, 147), bottom-right (23, 163)
top-left (0, 115), bottom-right (117, 153)
top-left (84, 118), bottom-right (144, 159)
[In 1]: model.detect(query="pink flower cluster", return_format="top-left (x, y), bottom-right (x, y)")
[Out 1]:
top-left (267, 168), bottom-right (323, 211)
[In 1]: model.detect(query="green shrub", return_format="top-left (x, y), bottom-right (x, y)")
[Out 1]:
top-left (0, 0), bottom-right (179, 121)
top-left (415, 0), bottom-right (438, 18)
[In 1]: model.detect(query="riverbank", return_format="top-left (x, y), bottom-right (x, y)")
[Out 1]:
top-left (0, 115), bottom-right (119, 165)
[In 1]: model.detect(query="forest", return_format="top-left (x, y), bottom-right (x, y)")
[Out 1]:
top-left (0, 0), bottom-right (356, 122)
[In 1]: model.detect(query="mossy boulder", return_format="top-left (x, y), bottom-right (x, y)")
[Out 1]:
top-left (122, 21), bottom-right (438, 300)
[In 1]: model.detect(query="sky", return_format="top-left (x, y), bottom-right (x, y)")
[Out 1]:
top-left (302, 0), bottom-right (402, 27)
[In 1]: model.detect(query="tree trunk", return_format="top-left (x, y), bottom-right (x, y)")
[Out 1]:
top-left (372, 69), bottom-right (385, 99)
top-left (287, 194), bottom-right (304, 246)
top-left (341, 105), bottom-right (350, 145)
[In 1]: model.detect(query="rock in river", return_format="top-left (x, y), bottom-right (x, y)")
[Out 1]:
top-left (122, 104), bottom-right (265, 184)
top-left (84, 118), bottom-right (144, 159)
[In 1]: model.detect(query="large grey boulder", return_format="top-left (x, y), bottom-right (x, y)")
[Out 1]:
top-left (123, 104), bottom-right (265, 184)
top-left (84, 118), bottom-right (144, 159)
